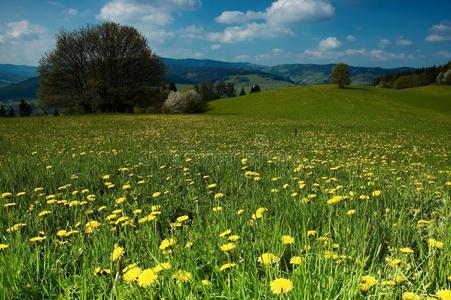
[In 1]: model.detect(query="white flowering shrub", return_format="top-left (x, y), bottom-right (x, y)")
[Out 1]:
top-left (162, 90), bottom-right (205, 114)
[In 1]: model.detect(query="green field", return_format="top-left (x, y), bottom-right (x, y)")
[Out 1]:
top-left (0, 85), bottom-right (450, 299)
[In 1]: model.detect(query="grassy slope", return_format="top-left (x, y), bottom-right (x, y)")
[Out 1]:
top-left (207, 85), bottom-right (451, 128)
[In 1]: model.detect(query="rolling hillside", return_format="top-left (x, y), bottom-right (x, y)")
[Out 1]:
top-left (207, 85), bottom-right (451, 127)
top-left (0, 59), bottom-right (417, 101)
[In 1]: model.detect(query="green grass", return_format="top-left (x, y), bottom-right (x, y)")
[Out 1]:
top-left (0, 85), bottom-right (450, 299)
top-left (224, 74), bottom-right (295, 92)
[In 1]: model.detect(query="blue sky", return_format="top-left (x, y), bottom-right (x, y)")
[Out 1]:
top-left (0, 0), bottom-right (450, 67)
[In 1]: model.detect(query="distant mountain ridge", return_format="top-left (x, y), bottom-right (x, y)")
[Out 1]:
top-left (0, 59), bottom-right (415, 101)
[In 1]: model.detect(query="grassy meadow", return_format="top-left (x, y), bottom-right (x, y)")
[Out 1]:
top-left (0, 85), bottom-right (450, 299)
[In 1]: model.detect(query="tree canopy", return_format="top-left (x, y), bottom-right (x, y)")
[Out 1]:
top-left (331, 63), bottom-right (351, 88)
top-left (38, 22), bottom-right (165, 113)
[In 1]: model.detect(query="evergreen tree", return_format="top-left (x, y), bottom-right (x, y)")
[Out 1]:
top-left (7, 107), bottom-right (16, 117)
top-left (53, 109), bottom-right (60, 116)
top-left (0, 104), bottom-right (5, 117)
top-left (239, 87), bottom-right (246, 96)
top-left (19, 99), bottom-right (32, 117)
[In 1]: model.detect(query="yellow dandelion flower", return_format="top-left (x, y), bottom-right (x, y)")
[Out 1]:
top-left (0, 244), bottom-right (9, 250)
top-left (402, 292), bottom-right (420, 300)
top-left (214, 193), bottom-right (224, 199)
top-left (1, 192), bottom-right (13, 199)
top-left (116, 197), bottom-right (126, 204)
top-left (172, 270), bottom-right (192, 283)
top-left (212, 206), bottom-right (223, 212)
top-left (201, 279), bottom-right (211, 286)
top-left (228, 235), bottom-right (240, 241)
top-left (112, 245), bottom-right (125, 262)
top-left (123, 266), bottom-right (142, 283)
top-left (159, 238), bottom-right (176, 250)
top-left (281, 235), bottom-right (295, 245)
top-left (29, 236), bottom-right (46, 242)
top-left (258, 252), bottom-right (279, 265)
top-left (428, 239), bottom-right (444, 249)
top-left (137, 269), bottom-right (158, 287)
top-left (219, 229), bottom-right (232, 238)
top-left (176, 215), bottom-right (189, 222)
top-left (270, 278), bottom-right (293, 295)
top-left (307, 230), bottom-right (316, 237)
top-left (436, 290), bottom-right (451, 300)
top-left (152, 192), bottom-right (161, 198)
top-left (372, 190), bottom-right (382, 197)
top-left (207, 183), bottom-right (217, 189)
top-left (220, 243), bottom-right (236, 252)
top-left (347, 209), bottom-right (356, 215)
top-left (290, 256), bottom-right (302, 265)
top-left (219, 262), bottom-right (237, 272)
top-left (400, 247), bottom-right (414, 254)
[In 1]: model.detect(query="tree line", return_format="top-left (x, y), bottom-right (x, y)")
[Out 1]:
top-left (374, 62), bottom-right (451, 89)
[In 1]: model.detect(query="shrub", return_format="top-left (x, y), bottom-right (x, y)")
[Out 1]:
top-left (331, 63), bottom-right (351, 88)
top-left (162, 90), bottom-right (205, 114)
top-left (393, 73), bottom-right (431, 89)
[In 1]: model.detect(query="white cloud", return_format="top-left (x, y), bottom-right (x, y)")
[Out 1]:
top-left (319, 37), bottom-right (342, 50)
top-left (346, 35), bottom-right (356, 42)
top-left (272, 48), bottom-right (284, 54)
top-left (98, 0), bottom-right (201, 26)
top-left (303, 37), bottom-right (341, 58)
top-left (5, 20), bottom-right (45, 40)
top-left (64, 8), bottom-right (78, 16)
top-left (207, 22), bottom-right (291, 44)
top-left (303, 46), bottom-right (415, 61)
top-left (426, 21), bottom-right (451, 42)
top-left (211, 44), bottom-right (221, 50)
top-left (395, 37), bottom-right (413, 46)
top-left (211, 0), bottom-right (334, 44)
top-left (378, 38), bottom-right (391, 48)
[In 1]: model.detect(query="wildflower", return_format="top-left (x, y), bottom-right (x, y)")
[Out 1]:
top-left (436, 290), bottom-right (451, 300)
top-left (307, 230), bottom-right (316, 237)
top-left (137, 269), bottom-right (158, 287)
top-left (207, 183), bottom-right (217, 189)
top-left (372, 190), bottom-right (382, 197)
top-left (116, 197), bottom-right (126, 204)
top-left (214, 193), bottom-right (224, 199)
top-left (6, 223), bottom-right (26, 233)
top-left (270, 278), bottom-right (294, 295)
top-left (382, 280), bottom-right (396, 286)
top-left (228, 235), bottom-right (240, 241)
top-left (185, 242), bottom-right (193, 249)
top-left (85, 220), bottom-right (101, 234)
top-left (220, 243), bottom-right (236, 253)
top-left (152, 192), bottom-right (161, 198)
top-left (212, 206), bottom-right (223, 212)
top-left (327, 195), bottom-right (343, 205)
top-left (347, 209), bottom-right (356, 215)
top-left (172, 270), bottom-right (192, 283)
top-left (359, 194), bottom-right (370, 201)
top-left (123, 266), bottom-right (142, 283)
top-left (428, 239), bottom-right (444, 249)
top-left (236, 209), bottom-right (244, 215)
top-left (219, 263), bottom-right (237, 272)
top-left (122, 184), bottom-right (131, 190)
top-left (281, 235), bottom-right (295, 245)
top-left (176, 215), bottom-right (189, 222)
top-left (0, 244), bottom-right (9, 250)
top-left (94, 267), bottom-right (111, 276)
top-left (290, 256), bottom-right (302, 265)
top-left (258, 252), bottom-right (279, 265)
top-left (359, 275), bottom-right (377, 292)
top-left (38, 210), bottom-right (51, 217)
top-left (402, 292), bottom-right (420, 300)
top-left (220, 229), bottom-right (232, 238)
top-left (112, 245), bottom-right (125, 262)
top-left (152, 262), bottom-right (171, 273)
top-left (1, 192), bottom-right (13, 199)
top-left (400, 247), bottom-right (414, 254)
top-left (159, 238), bottom-right (176, 251)
top-left (201, 279), bottom-right (211, 286)
top-left (30, 236), bottom-right (46, 242)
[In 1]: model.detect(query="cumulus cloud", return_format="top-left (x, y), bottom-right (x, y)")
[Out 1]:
top-left (395, 37), bottom-right (413, 46)
top-left (210, 0), bottom-right (334, 44)
top-left (210, 44), bottom-right (221, 50)
top-left (378, 38), bottom-right (391, 48)
top-left (303, 37), bottom-right (342, 58)
top-left (319, 37), bottom-right (342, 50)
top-left (346, 35), bottom-right (356, 42)
top-left (98, 0), bottom-right (200, 26)
top-left (426, 21), bottom-right (451, 42)
top-left (5, 20), bottom-right (45, 41)
top-left (207, 22), bottom-right (291, 44)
